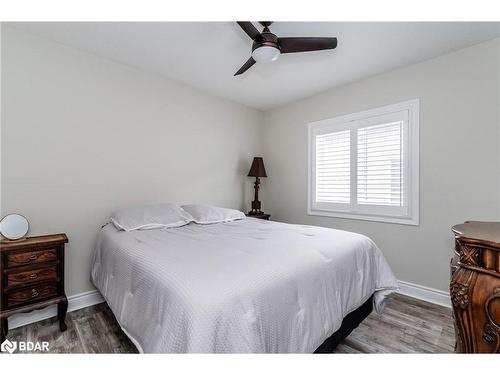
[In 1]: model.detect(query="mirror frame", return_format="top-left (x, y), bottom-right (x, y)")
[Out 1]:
top-left (0, 213), bottom-right (30, 241)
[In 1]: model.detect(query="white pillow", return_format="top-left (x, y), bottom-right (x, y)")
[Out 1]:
top-left (110, 203), bottom-right (194, 231)
top-left (181, 204), bottom-right (245, 224)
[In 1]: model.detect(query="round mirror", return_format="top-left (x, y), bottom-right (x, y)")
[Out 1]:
top-left (0, 214), bottom-right (29, 240)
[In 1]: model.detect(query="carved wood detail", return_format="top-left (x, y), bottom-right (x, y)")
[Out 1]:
top-left (482, 288), bottom-right (500, 352)
top-left (450, 271), bottom-right (474, 309)
top-left (451, 222), bottom-right (500, 353)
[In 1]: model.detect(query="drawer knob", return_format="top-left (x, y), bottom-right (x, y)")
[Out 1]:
top-left (29, 254), bottom-right (38, 260)
top-left (31, 289), bottom-right (39, 298)
top-left (30, 273), bottom-right (37, 279)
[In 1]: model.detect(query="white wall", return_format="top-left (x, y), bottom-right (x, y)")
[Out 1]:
top-left (1, 26), bottom-right (264, 295)
top-left (262, 38), bottom-right (500, 292)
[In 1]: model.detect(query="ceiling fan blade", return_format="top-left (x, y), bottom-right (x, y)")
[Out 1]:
top-left (278, 37), bottom-right (337, 54)
top-left (237, 22), bottom-right (260, 40)
top-left (234, 57), bottom-right (256, 76)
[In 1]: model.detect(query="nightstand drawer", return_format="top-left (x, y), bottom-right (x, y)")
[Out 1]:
top-left (6, 283), bottom-right (58, 308)
top-left (7, 266), bottom-right (58, 287)
top-left (6, 249), bottom-right (57, 268)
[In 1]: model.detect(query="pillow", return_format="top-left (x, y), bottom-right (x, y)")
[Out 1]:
top-left (110, 203), bottom-right (194, 231)
top-left (181, 204), bottom-right (245, 224)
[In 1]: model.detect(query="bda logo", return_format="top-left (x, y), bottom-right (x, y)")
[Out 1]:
top-left (1, 339), bottom-right (17, 354)
top-left (1, 339), bottom-right (49, 353)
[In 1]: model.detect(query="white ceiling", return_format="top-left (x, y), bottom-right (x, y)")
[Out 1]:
top-left (11, 22), bottom-right (500, 110)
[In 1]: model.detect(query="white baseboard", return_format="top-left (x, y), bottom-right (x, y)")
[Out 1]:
top-left (7, 280), bottom-right (451, 330)
top-left (397, 280), bottom-right (451, 308)
top-left (8, 289), bottom-right (104, 329)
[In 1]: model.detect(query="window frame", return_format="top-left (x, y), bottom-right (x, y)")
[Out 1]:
top-left (307, 99), bottom-right (420, 225)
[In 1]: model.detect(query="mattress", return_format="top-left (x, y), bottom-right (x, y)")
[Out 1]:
top-left (91, 217), bottom-right (398, 353)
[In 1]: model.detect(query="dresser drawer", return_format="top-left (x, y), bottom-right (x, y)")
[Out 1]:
top-left (6, 283), bottom-right (58, 308)
top-left (6, 249), bottom-right (57, 268)
top-left (7, 266), bottom-right (58, 287)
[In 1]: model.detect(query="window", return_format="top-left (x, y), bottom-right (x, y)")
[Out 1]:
top-left (308, 99), bottom-right (419, 225)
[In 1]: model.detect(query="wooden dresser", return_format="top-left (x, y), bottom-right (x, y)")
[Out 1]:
top-left (0, 234), bottom-right (68, 342)
top-left (450, 221), bottom-right (500, 353)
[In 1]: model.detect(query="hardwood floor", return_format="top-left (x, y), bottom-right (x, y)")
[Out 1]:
top-left (334, 293), bottom-right (455, 353)
top-left (5, 293), bottom-right (455, 353)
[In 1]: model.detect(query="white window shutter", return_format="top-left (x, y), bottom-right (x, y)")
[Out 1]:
top-left (315, 130), bottom-right (351, 204)
top-left (357, 122), bottom-right (404, 207)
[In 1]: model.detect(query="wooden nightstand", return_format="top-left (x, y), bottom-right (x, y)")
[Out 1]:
top-left (0, 234), bottom-right (68, 342)
top-left (246, 213), bottom-right (271, 220)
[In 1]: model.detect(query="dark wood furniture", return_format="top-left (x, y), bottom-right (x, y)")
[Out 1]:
top-left (246, 213), bottom-right (271, 220)
top-left (0, 234), bottom-right (68, 342)
top-left (450, 221), bottom-right (500, 353)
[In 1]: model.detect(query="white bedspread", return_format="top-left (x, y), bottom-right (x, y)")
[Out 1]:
top-left (91, 218), bottom-right (398, 353)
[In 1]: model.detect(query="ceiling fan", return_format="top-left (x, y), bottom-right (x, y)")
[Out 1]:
top-left (234, 21), bottom-right (338, 76)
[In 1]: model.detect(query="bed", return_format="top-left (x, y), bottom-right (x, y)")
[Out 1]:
top-left (91, 217), bottom-right (398, 353)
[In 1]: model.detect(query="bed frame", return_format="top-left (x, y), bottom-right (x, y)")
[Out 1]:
top-left (314, 295), bottom-right (373, 353)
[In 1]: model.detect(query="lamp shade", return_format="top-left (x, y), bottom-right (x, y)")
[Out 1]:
top-left (247, 157), bottom-right (267, 177)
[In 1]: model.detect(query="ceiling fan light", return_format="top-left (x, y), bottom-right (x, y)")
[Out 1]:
top-left (252, 46), bottom-right (280, 63)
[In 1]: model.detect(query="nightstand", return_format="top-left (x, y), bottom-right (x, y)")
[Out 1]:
top-left (0, 234), bottom-right (68, 342)
top-left (246, 213), bottom-right (271, 220)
